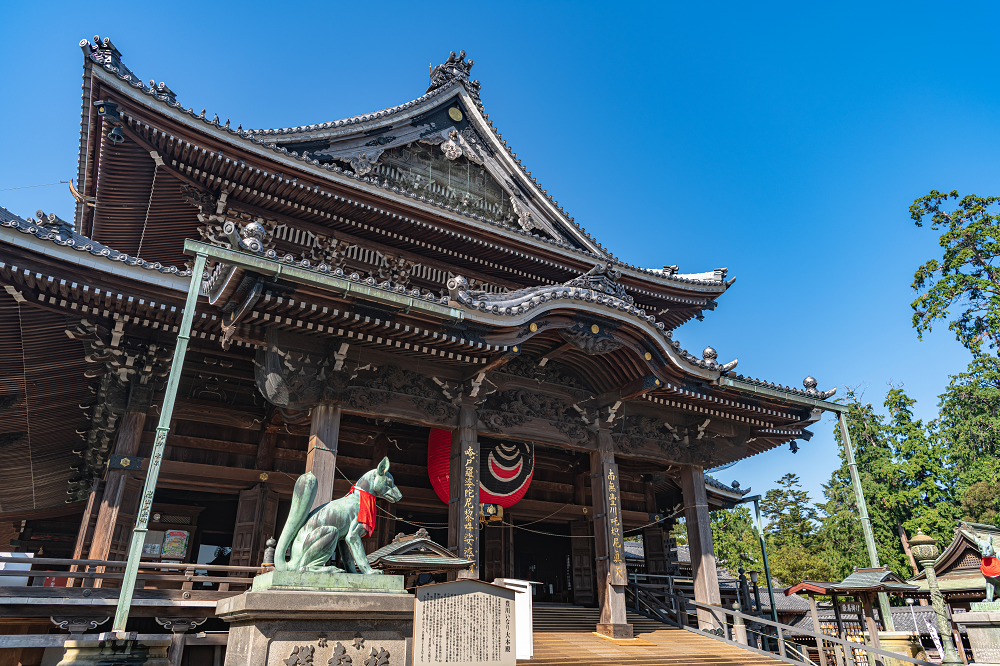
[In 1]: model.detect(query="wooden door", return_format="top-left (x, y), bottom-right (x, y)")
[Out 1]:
top-left (570, 520), bottom-right (595, 606)
top-left (643, 525), bottom-right (668, 576)
top-left (231, 484), bottom-right (277, 568)
top-left (484, 522), bottom-right (503, 582)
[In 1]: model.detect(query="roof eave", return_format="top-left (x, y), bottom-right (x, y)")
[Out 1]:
top-left (86, 61), bottom-right (731, 297)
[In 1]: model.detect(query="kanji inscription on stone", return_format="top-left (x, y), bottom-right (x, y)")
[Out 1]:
top-left (413, 579), bottom-right (516, 666)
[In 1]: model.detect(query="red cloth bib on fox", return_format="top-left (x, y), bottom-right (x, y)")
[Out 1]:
top-left (982, 556), bottom-right (1000, 578)
top-left (349, 485), bottom-right (377, 537)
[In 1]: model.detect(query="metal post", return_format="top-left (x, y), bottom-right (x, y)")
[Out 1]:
top-left (838, 411), bottom-right (895, 631)
top-left (109, 253), bottom-right (207, 634)
top-left (751, 497), bottom-right (778, 626)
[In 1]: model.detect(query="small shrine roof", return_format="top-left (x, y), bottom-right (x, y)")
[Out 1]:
top-left (367, 528), bottom-right (473, 574)
top-left (786, 568), bottom-right (917, 596)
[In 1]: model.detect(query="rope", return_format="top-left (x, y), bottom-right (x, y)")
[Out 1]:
top-left (0, 180), bottom-right (68, 192)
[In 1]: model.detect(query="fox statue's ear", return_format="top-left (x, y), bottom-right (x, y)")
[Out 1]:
top-left (377, 456), bottom-right (390, 476)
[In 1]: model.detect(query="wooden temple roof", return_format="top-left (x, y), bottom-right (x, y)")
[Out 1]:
top-left (73, 36), bottom-right (730, 330)
top-left (0, 38), bottom-right (842, 517)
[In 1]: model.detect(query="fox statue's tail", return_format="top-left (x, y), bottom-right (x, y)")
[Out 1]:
top-left (273, 471), bottom-right (318, 572)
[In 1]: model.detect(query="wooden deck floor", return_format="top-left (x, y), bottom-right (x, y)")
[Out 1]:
top-left (525, 606), bottom-right (782, 666)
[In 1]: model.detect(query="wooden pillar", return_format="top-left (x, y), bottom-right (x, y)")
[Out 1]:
top-left (69, 479), bottom-right (104, 583)
top-left (87, 394), bottom-right (147, 579)
top-left (680, 464), bottom-right (721, 629)
top-left (590, 427), bottom-right (632, 638)
top-left (642, 480), bottom-right (668, 576)
top-left (306, 404), bottom-right (341, 511)
top-left (372, 437), bottom-right (396, 550)
top-left (860, 593), bottom-right (880, 649)
top-left (809, 593), bottom-right (829, 666)
top-left (448, 404), bottom-right (479, 580)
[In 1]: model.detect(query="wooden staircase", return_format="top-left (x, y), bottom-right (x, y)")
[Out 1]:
top-left (526, 605), bottom-right (783, 666)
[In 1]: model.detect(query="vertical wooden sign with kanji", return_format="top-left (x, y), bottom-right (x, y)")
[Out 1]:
top-left (460, 443), bottom-right (480, 566)
top-left (604, 463), bottom-right (627, 585)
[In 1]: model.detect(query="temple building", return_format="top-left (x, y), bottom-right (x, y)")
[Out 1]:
top-left (0, 36), bottom-right (841, 647)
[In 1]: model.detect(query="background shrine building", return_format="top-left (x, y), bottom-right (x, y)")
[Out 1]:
top-left (0, 37), bottom-right (840, 638)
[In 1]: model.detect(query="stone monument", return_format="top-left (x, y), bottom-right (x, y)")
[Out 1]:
top-left (412, 579), bottom-right (516, 666)
top-left (217, 458), bottom-right (413, 666)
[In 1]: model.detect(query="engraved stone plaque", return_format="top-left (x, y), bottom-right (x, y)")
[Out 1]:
top-left (413, 579), bottom-right (516, 666)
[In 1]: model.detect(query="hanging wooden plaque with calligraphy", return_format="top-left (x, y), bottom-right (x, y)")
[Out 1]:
top-left (604, 463), bottom-right (627, 586)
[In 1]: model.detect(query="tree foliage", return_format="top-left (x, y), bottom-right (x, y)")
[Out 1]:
top-left (710, 506), bottom-right (762, 571)
top-left (910, 190), bottom-right (1000, 354)
top-left (761, 473), bottom-right (818, 548)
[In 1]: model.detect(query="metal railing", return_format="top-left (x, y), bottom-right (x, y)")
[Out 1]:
top-left (626, 582), bottom-right (938, 666)
top-left (0, 556), bottom-right (261, 593)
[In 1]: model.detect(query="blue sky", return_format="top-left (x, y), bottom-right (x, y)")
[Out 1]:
top-left (1, 1), bottom-right (994, 508)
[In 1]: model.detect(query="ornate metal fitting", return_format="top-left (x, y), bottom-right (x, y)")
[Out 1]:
top-left (803, 376), bottom-right (837, 400)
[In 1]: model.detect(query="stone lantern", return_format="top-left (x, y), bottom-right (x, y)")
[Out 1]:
top-left (909, 530), bottom-right (963, 666)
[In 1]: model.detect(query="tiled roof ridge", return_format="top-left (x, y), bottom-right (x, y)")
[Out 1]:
top-left (79, 37), bottom-right (730, 291)
top-left (1, 206), bottom-right (193, 276)
top-left (733, 373), bottom-right (838, 400)
top-left (705, 474), bottom-right (750, 495)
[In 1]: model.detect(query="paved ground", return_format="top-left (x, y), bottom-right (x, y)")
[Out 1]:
top-left (525, 605), bottom-right (783, 666)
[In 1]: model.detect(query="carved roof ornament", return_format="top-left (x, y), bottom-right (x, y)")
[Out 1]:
top-left (701, 346), bottom-right (738, 373)
top-left (440, 130), bottom-right (463, 161)
top-left (803, 376), bottom-right (837, 400)
top-left (427, 50), bottom-right (480, 101)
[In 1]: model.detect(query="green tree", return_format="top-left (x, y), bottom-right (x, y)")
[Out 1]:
top-left (670, 518), bottom-right (688, 546)
top-left (710, 506), bottom-right (762, 571)
top-left (937, 356), bottom-right (1000, 522)
top-left (910, 190), bottom-right (1000, 355)
top-left (766, 542), bottom-right (837, 587)
top-left (820, 388), bottom-right (959, 580)
top-left (761, 473), bottom-right (818, 548)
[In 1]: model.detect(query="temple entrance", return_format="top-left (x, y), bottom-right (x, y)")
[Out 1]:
top-left (512, 522), bottom-right (574, 604)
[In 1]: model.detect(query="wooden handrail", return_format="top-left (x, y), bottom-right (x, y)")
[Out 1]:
top-left (665, 589), bottom-right (940, 666)
top-left (0, 556), bottom-right (261, 573)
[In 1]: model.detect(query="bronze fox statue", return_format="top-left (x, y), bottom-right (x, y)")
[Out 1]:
top-left (275, 456), bottom-right (402, 574)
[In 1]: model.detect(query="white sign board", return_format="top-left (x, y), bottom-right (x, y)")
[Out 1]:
top-left (413, 579), bottom-right (516, 666)
top-left (493, 579), bottom-right (537, 660)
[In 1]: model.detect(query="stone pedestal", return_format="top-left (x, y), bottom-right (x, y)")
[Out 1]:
top-left (957, 607), bottom-right (1000, 666)
top-left (877, 632), bottom-right (926, 666)
top-left (216, 573), bottom-right (413, 666)
top-left (56, 638), bottom-right (170, 666)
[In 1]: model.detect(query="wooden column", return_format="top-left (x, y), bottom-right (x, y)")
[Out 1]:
top-left (809, 593), bottom-right (829, 666)
top-left (590, 427), bottom-right (631, 638)
top-left (681, 464), bottom-right (721, 630)
top-left (448, 404), bottom-right (479, 580)
top-left (87, 392), bottom-right (148, 575)
top-left (372, 436), bottom-right (396, 551)
top-left (69, 479), bottom-right (104, 583)
top-left (642, 480), bottom-right (669, 576)
top-left (306, 404), bottom-right (341, 511)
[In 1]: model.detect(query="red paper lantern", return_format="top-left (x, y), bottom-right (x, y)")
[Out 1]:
top-left (427, 429), bottom-right (534, 508)
top-left (427, 428), bottom-right (452, 504)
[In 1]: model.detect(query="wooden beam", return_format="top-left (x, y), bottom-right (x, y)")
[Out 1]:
top-left (0, 503), bottom-right (86, 522)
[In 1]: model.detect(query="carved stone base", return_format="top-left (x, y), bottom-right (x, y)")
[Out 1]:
top-left (55, 638), bottom-right (170, 666)
top-left (958, 611), bottom-right (1000, 666)
top-left (595, 623), bottom-right (633, 639)
top-left (216, 589), bottom-right (413, 666)
top-left (251, 570), bottom-right (405, 593)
